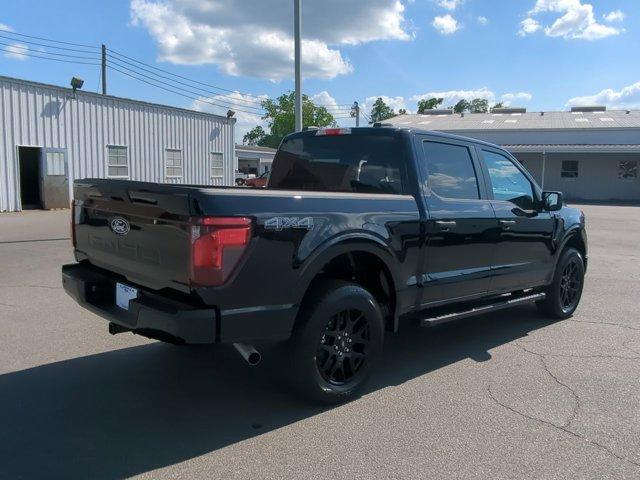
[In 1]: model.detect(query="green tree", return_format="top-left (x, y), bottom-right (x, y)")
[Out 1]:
top-left (452, 99), bottom-right (471, 113)
top-left (398, 108), bottom-right (407, 115)
top-left (492, 102), bottom-right (504, 110)
top-left (256, 92), bottom-right (336, 148)
top-left (242, 126), bottom-right (266, 146)
top-left (470, 98), bottom-right (490, 113)
top-left (417, 97), bottom-right (444, 113)
top-left (369, 97), bottom-right (396, 123)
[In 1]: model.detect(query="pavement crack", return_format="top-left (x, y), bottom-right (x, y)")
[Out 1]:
top-left (568, 319), bottom-right (640, 332)
top-left (622, 338), bottom-right (640, 356)
top-left (514, 342), bottom-right (581, 428)
top-left (526, 351), bottom-right (640, 361)
top-left (486, 384), bottom-right (640, 469)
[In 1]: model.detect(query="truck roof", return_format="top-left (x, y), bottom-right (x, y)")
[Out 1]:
top-left (285, 126), bottom-right (506, 151)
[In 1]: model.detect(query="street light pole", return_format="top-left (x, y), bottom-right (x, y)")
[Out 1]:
top-left (352, 101), bottom-right (360, 127)
top-left (294, 0), bottom-right (302, 132)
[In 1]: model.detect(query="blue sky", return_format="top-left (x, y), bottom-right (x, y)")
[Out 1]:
top-left (1, 0), bottom-right (639, 138)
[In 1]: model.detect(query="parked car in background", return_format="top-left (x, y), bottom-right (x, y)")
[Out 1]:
top-left (235, 171), bottom-right (269, 187)
top-left (245, 170), bottom-right (269, 188)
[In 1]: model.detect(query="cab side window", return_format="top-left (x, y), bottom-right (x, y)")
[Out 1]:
top-left (422, 141), bottom-right (480, 200)
top-left (482, 150), bottom-right (535, 210)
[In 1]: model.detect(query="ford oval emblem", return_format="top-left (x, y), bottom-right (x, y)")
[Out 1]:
top-left (110, 217), bottom-right (130, 235)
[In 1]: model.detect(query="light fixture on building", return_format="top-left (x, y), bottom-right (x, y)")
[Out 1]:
top-left (70, 77), bottom-right (84, 96)
top-left (227, 110), bottom-right (236, 118)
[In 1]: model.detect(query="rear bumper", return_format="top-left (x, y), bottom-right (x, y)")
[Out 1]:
top-left (62, 263), bottom-right (217, 344)
top-left (62, 263), bottom-right (299, 344)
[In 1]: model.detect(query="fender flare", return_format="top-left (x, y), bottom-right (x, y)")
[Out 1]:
top-left (294, 233), bottom-right (400, 310)
top-left (553, 227), bottom-right (586, 269)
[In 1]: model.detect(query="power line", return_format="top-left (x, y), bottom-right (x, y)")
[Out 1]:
top-left (107, 64), bottom-right (265, 116)
top-left (106, 58), bottom-right (265, 113)
top-left (0, 46), bottom-right (100, 65)
top-left (0, 27), bottom-right (100, 50)
top-left (107, 47), bottom-right (353, 110)
top-left (0, 33), bottom-right (100, 54)
top-left (107, 47), bottom-right (271, 103)
top-left (0, 41), bottom-right (99, 61)
top-left (0, 27), bottom-right (355, 113)
top-left (106, 53), bottom-right (267, 109)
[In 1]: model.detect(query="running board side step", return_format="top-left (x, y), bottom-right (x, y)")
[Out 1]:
top-left (420, 292), bottom-right (546, 327)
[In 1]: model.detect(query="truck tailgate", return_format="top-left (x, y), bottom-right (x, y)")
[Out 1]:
top-left (73, 179), bottom-right (197, 292)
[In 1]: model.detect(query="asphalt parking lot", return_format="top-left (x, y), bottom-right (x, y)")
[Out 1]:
top-left (1, 205), bottom-right (639, 479)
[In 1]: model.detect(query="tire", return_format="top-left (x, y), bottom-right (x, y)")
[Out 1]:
top-left (288, 280), bottom-right (385, 404)
top-left (235, 178), bottom-right (245, 186)
top-left (536, 247), bottom-right (585, 319)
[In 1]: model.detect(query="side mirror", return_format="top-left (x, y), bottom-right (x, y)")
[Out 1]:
top-left (542, 191), bottom-right (563, 211)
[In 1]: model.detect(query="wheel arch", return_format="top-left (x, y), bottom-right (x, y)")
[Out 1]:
top-left (556, 227), bottom-right (588, 271)
top-left (296, 236), bottom-right (400, 332)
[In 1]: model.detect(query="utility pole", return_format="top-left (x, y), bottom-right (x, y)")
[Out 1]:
top-left (101, 44), bottom-right (107, 95)
top-left (352, 101), bottom-right (360, 127)
top-left (294, 0), bottom-right (302, 132)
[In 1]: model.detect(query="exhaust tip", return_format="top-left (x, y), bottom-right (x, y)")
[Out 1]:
top-left (247, 351), bottom-right (261, 366)
top-left (233, 343), bottom-right (261, 366)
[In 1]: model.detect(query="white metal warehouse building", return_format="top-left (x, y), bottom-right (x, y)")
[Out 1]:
top-left (389, 107), bottom-right (640, 202)
top-left (0, 75), bottom-right (236, 212)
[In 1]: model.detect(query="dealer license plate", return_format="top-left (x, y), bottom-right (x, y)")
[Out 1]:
top-left (116, 283), bottom-right (138, 310)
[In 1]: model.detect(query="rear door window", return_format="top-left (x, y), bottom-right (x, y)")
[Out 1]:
top-left (421, 141), bottom-right (480, 200)
top-left (268, 133), bottom-right (406, 194)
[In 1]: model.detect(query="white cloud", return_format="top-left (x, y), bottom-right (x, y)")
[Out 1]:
top-left (190, 91), bottom-right (268, 142)
top-left (500, 92), bottom-right (533, 106)
top-left (521, 0), bottom-right (623, 40)
top-left (438, 0), bottom-right (463, 11)
top-left (477, 16), bottom-right (488, 25)
top-left (412, 88), bottom-right (495, 107)
top-left (603, 10), bottom-right (624, 23)
top-left (130, 0), bottom-right (410, 81)
top-left (0, 23), bottom-right (14, 32)
top-left (3, 42), bottom-right (29, 61)
top-left (432, 14), bottom-right (459, 35)
top-left (567, 81), bottom-right (640, 109)
top-left (364, 95), bottom-right (408, 112)
top-left (519, 18), bottom-right (542, 36)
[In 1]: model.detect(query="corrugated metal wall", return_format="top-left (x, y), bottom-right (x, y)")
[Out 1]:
top-left (0, 76), bottom-right (235, 212)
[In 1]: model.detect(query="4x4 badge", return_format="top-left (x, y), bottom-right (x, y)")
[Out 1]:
top-left (264, 217), bottom-right (314, 231)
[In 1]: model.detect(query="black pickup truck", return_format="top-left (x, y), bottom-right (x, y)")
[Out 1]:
top-left (62, 126), bottom-right (587, 403)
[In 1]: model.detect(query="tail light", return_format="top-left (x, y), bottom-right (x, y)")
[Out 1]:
top-left (189, 217), bottom-right (252, 287)
top-left (70, 200), bottom-right (82, 248)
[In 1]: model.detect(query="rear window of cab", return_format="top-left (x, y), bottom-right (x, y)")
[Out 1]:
top-left (268, 133), bottom-right (407, 195)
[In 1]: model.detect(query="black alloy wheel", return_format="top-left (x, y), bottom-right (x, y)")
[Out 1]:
top-left (537, 247), bottom-right (585, 319)
top-left (288, 280), bottom-right (384, 404)
top-left (316, 309), bottom-right (370, 385)
top-left (559, 258), bottom-right (582, 313)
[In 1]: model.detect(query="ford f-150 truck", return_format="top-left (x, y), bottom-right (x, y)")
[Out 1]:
top-left (62, 126), bottom-right (587, 403)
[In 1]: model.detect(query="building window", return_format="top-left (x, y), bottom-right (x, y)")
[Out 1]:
top-left (211, 152), bottom-right (224, 179)
top-left (561, 160), bottom-right (579, 179)
top-left (45, 151), bottom-right (66, 176)
top-left (619, 160), bottom-right (637, 181)
top-left (165, 149), bottom-right (183, 178)
top-left (107, 146), bottom-right (129, 178)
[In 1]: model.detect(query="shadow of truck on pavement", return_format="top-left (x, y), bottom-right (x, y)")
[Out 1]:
top-left (0, 306), bottom-right (551, 480)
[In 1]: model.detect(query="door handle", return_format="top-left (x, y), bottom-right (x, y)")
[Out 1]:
top-left (436, 220), bottom-right (457, 230)
top-left (499, 220), bottom-right (516, 229)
